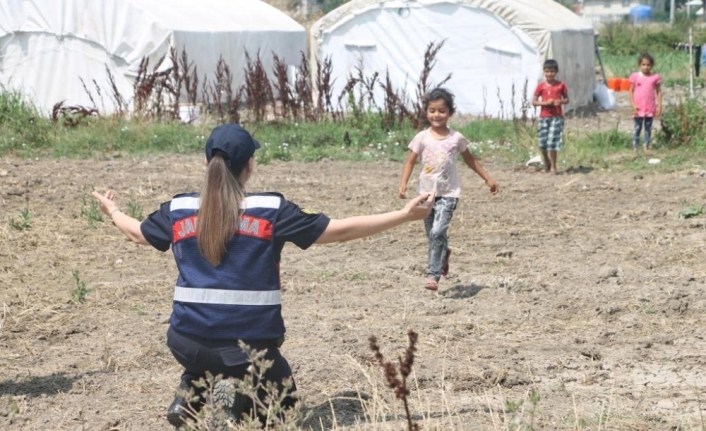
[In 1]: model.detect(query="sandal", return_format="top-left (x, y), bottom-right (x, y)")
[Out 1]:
top-left (441, 249), bottom-right (451, 278)
top-left (424, 278), bottom-right (439, 291)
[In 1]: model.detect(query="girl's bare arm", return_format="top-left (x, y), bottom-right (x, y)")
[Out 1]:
top-left (460, 150), bottom-right (499, 194)
top-left (398, 151), bottom-right (418, 198)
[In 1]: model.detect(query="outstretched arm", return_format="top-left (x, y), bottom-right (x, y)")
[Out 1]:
top-left (460, 150), bottom-right (499, 195)
top-left (398, 151), bottom-right (418, 198)
top-left (92, 191), bottom-right (149, 245)
top-left (315, 193), bottom-right (434, 244)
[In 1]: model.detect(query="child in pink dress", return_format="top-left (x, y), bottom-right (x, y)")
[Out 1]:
top-left (629, 53), bottom-right (662, 151)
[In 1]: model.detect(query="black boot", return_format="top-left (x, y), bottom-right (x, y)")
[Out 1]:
top-left (166, 394), bottom-right (191, 428)
top-left (166, 374), bottom-right (203, 428)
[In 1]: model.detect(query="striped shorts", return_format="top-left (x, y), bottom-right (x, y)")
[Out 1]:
top-left (538, 117), bottom-right (564, 151)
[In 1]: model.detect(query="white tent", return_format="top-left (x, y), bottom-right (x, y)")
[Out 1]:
top-left (310, 0), bottom-right (596, 118)
top-left (0, 0), bottom-right (306, 114)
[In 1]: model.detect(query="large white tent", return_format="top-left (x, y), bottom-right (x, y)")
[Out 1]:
top-left (0, 0), bottom-right (306, 114)
top-left (311, 0), bottom-right (596, 118)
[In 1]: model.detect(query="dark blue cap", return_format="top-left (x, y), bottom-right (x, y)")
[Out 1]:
top-left (205, 124), bottom-right (260, 172)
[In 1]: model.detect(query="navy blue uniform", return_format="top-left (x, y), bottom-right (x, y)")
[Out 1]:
top-left (141, 191), bottom-right (329, 414)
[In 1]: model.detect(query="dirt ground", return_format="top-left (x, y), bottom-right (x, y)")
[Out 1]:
top-left (1, 136), bottom-right (706, 430)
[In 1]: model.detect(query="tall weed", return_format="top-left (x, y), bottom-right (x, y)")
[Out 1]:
top-left (659, 97), bottom-right (706, 148)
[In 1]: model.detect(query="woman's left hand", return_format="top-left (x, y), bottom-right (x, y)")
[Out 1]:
top-left (92, 190), bottom-right (118, 217)
top-left (403, 193), bottom-right (435, 220)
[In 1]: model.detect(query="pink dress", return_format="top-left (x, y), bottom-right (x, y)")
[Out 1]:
top-left (629, 72), bottom-right (661, 117)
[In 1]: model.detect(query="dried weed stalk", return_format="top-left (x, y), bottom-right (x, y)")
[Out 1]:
top-left (272, 54), bottom-right (292, 119)
top-left (105, 66), bottom-right (128, 115)
top-left (293, 52), bottom-right (314, 121)
top-left (79, 78), bottom-right (98, 111)
top-left (209, 56), bottom-right (241, 124)
top-left (167, 47), bottom-right (183, 120)
top-left (181, 49), bottom-right (200, 107)
top-left (369, 330), bottom-right (420, 431)
top-left (50, 101), bottom-right (98, 127)
top-left (379, 69), bottom-right (413, 130)
top-left (125, 52), bottom-right (181, 120)
top-left (244, 50), bottom-right (274, 123)
top-left (315, 55), bottom-right (337, 120)
top-left (415, 40), bottom-right (451, 128)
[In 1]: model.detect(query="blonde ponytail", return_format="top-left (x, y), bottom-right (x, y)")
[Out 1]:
top-left (196, 155), bottom-right (246, 266)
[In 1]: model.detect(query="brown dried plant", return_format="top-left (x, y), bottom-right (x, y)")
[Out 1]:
top-left (105, 65), bottom-right (128, 115)
top-left (181, 50), bottom-right (199, 108)
top-left (50, 101), bottom-right (98, 127)
top-left (79, 78), bottom-right (98, 111)
top-left (167, 47), bottom-right (183, 120)
top-left (244, 50), bottom-right (274, 123)
top-left (203, 56), bottom-right (244, 125)
top-left (415, 40), bottom-right (451, 128)
top-left (132, 54), bottom-right (174, 118)
top-left (294, 52), bottom-right (314, 121)
top-left (272, 54), bottom-right (292, 119)
top-left (369, 330), bottom-right (420, 431)
top-left (315, 55), bottom-right (337, 120)
top-left (379, 69), bottom-right (413, 130)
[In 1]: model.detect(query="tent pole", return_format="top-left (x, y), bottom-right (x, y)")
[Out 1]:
top-left (690, 27), bottom-right (695, 97)
top-left (595, 35), bottom-right (607, 84)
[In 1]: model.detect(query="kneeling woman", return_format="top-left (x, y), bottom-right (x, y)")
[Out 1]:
top-left (92, 124), bottom-right (434, 427)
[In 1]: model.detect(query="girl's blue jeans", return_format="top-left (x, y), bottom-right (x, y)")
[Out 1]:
top-left (424, 197), bottom-right (458, 281)
top-left (633, 117), bottom-right (654, 149)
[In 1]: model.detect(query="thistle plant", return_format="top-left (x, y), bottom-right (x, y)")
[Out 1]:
top-left (369, 330), bottom-right (420, 431)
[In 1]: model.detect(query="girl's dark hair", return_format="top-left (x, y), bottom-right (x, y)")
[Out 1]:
top-left (423, 87), bottom-right (456, 115)
top-left (197, 153), bottom-right (246, 266)
top-left (543, 59), bottom-right (559, 72)
top-left (638, 52), bottom-right (655, 66)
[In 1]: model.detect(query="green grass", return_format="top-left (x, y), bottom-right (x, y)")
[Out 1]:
top-left (2, 86), bottom-right (706, 173)
top-left (70, 269), bottom-right (90, 304)
top-left (9, 209), bottom-right (32, 231)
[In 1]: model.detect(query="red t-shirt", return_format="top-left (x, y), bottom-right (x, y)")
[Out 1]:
top-left (534, 80), bottom-right (568, 118)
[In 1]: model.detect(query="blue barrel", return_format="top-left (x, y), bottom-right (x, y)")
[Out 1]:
top-left (629, 5), bottom-right (652, 24)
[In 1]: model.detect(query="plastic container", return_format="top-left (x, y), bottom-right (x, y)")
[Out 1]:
top-left (594, 82), bottom-right (616, 110)
top-left (620, 78), bottom-right (632, 92)
top-left (606, 77), bottom-right (621, 91)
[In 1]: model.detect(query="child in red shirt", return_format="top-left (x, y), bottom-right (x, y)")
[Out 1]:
top-left (532, 59), bottom-right (569, 174)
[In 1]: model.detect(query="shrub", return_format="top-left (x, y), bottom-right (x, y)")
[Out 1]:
top-left (658, 97), bottom-right (706, 148)
top-left (0, 88), bottom-right (52, 154)
top-left (598, 19), bottom-right (705, 56)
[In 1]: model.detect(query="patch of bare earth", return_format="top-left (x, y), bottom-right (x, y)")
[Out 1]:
top-left (1, 153), bottom-right (705, 430)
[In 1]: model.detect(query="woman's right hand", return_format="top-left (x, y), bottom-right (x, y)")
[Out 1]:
top-left (402, 193), bottom-right (434, 220)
